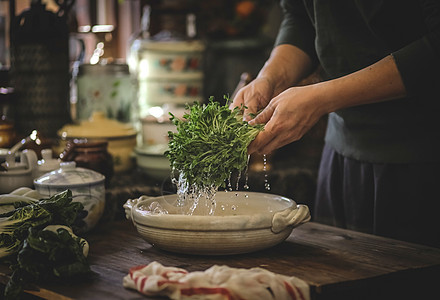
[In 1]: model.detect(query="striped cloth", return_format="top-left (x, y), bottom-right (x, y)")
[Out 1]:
top-left (123, 261), bottom-right (310, 300)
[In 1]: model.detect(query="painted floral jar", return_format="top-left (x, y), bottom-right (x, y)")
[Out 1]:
top-left (75, 63), bottom-right (137, 123)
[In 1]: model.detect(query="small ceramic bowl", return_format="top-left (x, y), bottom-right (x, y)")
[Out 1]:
top-left (34, 161), bottom-right (106, 232)
top-left (134, 144), bottom-right (170, 180)
top-left (124, 191), bottom-right (311, 255)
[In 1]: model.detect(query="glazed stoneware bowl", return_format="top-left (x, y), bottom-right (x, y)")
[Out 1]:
top-left (124, 191), bottom-right (311, 255)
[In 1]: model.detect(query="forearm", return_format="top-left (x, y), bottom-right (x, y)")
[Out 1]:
top-left (257, 44), bottom-right (314, 96)
top-left (315, 55), bottom-right (407, 115)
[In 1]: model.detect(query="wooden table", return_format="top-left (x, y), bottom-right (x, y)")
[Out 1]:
top-left (1, 219), bottom-right (439, 300)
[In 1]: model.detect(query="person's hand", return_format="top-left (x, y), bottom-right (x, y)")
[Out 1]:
top-left (248, 85), bottom-right (325, 154)
top-left (229, 77), bottom-right (275, 121)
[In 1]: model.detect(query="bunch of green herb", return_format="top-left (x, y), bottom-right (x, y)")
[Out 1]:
top-left (165, 96), bottom-right (264, 188)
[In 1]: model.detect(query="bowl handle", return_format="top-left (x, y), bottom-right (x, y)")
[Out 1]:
top-left (271, 204), bottom-right (311, 233)
top-left (123, 195), bottom-right (153, 221)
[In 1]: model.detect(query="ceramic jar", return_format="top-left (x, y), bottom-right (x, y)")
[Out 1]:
top-left (34, 161), bottom-right (106, 232)
top-left (75, 63), bottom-right (136, 123)
top-left (60, 139), bottom-right (113, 186)
top-left (56, 111), bottom-right (137, 172)
top-left (128, 37), bottom-right (205, 118)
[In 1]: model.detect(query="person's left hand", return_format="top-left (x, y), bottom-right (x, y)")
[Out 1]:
top-left (248, 85), bottom-right (326, 154)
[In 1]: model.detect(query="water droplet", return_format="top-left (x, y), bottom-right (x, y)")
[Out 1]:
top-left (262, 154), bottom-right (271, 191)
top-left (236, 170), bottom-right (242, 191)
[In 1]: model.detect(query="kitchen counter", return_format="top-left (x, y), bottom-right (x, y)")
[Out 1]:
top-left (1, 219), bottom-right (439, 300)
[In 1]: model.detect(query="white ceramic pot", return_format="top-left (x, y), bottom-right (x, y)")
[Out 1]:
top-left (56, 111), bottom-right (137, 172)
top-left (124, 191), bottom-right (311, 255)
top-left (34, 161), bottom-right (106, 232)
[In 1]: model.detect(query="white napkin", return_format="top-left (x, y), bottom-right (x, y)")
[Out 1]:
top-left (123, 261), bottom-right (310, 300)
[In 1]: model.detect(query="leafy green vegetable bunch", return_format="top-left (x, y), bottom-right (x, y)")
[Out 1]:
top-left (165, 96), bottom-right (264, 188)
top-left (0, 190), bottom-right (84, 259)
top-left (0, 190), bottom-right (91, 299)
top-left (4, 226), bottom-right (91, 299)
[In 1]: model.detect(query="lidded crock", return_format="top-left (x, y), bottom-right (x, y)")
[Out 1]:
top-left (57, 111), bottom-right (137, 172)
top-left (34, 161), bottom-right (106, 232)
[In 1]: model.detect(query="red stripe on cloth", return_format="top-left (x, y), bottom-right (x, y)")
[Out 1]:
top-left (284, 281), bottom-right (306, 300)
top-left (180, 287), bottom-right (238, 300)
top-left (284, 281), bottom-right (297, 300)
top-left (139, 276), bottom-right (148, 292)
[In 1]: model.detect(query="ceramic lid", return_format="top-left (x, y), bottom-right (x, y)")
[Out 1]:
top-left (34, 161), bottom-right (105, 187)
top-left (58, 111), bottom-right (137, 139)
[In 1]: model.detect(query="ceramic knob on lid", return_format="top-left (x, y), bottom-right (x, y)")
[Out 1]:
top-left (60, 139), bottom-right (113, 187)
top-left (34, 161), bottom-right (106, 232)
top-left (36, 149), bottom-right (61, 178)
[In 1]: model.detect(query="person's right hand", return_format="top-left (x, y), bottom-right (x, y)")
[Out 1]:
top-left (229, 77), bottom-right (275, 121)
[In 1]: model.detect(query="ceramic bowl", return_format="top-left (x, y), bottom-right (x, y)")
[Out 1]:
top-left (34, 161), bottom-right (106, 232)
top-left (124, 191), bottom-right (311, 255)
top-left (134, 144), bottom-right (171, 180)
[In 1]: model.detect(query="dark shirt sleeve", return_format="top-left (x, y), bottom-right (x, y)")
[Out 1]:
top-left (275, 0), bottom-right (319, 66)
top-left (390, 0), bottom-right (440, 97)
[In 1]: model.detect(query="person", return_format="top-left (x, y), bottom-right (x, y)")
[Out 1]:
top-left (231, 0), bottom-right (440, 248)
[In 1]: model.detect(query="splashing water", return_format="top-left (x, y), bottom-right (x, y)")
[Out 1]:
top-left (169, 153), bottom-right (271, 215)
top-left (171, 172), bottom-right (218, 215)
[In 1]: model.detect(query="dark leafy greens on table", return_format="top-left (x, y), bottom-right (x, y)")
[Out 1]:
top-left (0, 190), bottom-right (92, 299)
top-left (165, 96), bottom-right (264, 189)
